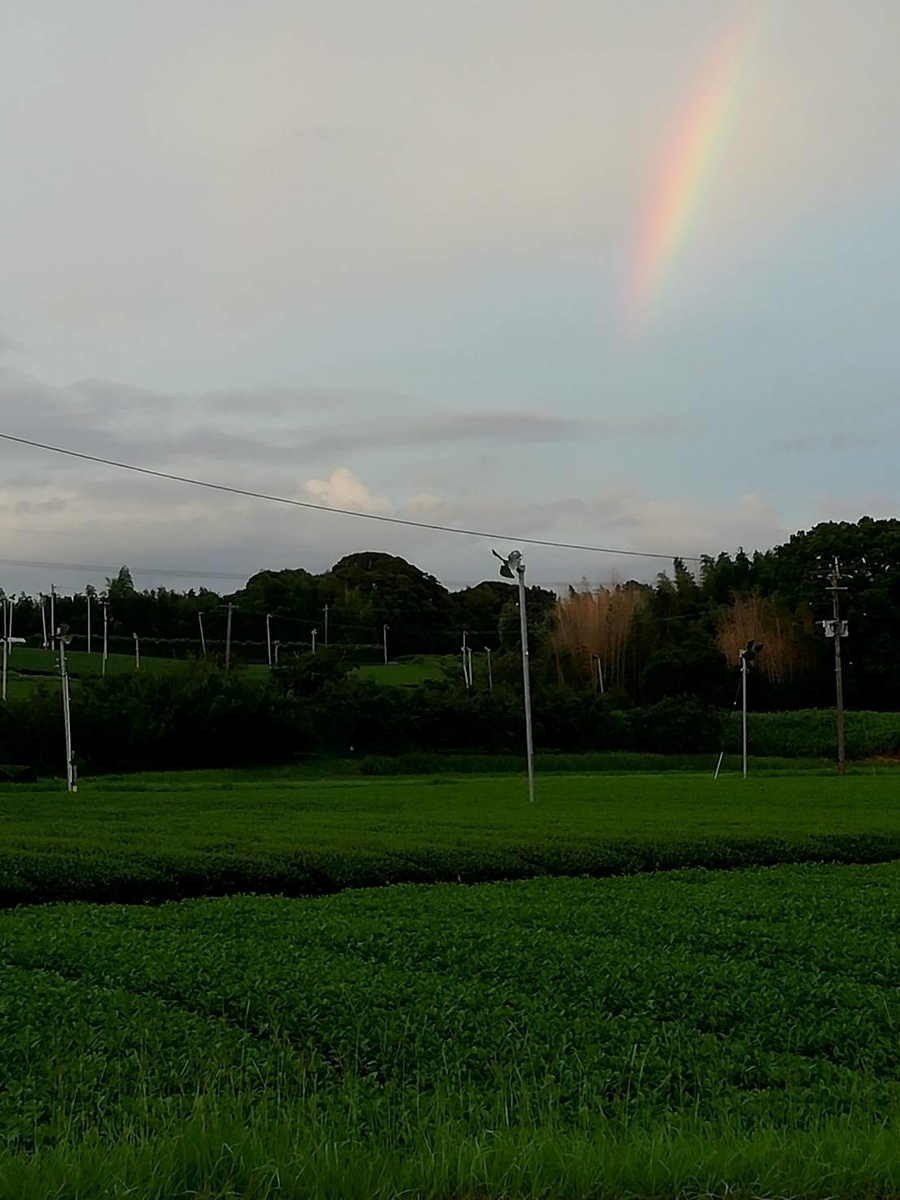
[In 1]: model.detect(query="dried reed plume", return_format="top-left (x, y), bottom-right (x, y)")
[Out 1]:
top-left (716, 592), bottom-right (813, 683)
top-left (553, 584), bottom-right (645, 688)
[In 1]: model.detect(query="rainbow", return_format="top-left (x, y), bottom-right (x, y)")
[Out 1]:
top-left (627, 7), bottom-right (763, 324)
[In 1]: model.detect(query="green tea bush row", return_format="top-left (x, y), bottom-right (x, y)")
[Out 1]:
top-left (5, 831), bottom-right (900, 907)
top-left (4, 863), bottom-right (900, 1160)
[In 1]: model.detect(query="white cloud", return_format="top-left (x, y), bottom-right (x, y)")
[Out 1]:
top-left (303, 467), bottom-right (391, 514)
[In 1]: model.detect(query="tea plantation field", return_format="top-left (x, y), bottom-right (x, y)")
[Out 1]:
top-left (5, 862), bottom-right (900, 1197)
top-left (4, 770), bottom-right (900, 904)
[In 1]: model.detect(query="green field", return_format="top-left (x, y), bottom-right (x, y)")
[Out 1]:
top-left (7, 770), bottom-right (900, 1196)
top-left (3, 646), bottom-right (444, 688)
top-left (355, 660), bottom-right (446, 685)
top-left (5, 861), bottom-right (900, 1197)
top-left (4, 770), bottom-right (900, 905)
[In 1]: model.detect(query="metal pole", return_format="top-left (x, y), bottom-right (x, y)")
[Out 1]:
top-left (324, 605), bottom-right (329, 647)
top-left (5, 599), bottom-right (13, 700)
top-left (383, 624), bottom-right (389, 667)
top-left (274, 640), bottom-right (280, 665)
top-left (102, 602), bottom-right (108, 677)
top-left (462, 631), bottom-right (469, 687)
top-left (830, 561), bottom-right (847, 776)
top-left (594, 654), bottom-right (605, 693)
top-left (198, 612), bottom-right (207, 657)
top-left (485, 647), bottom-right (493, 692)
top-left (59, 633), bottom-right (76, 792)
top-left (266, 613), bottom-right (273, 668)
top-left (467, 645), bottom-right (473, 686)
top-left (312, 628), bottom-right (318, 654)
top-left (133, 633), bottom-right (140, 671)
top-left (40, 595), bottom-right (48, 649)
top-left (86, 593), bottom-right (92, 654)
top-left (225, 603), bottom-right (233, 670)
top-left (1, 598), bottom-right (7, 703)
top-left (741, 652), bottom-right (748, 780)
top-left (50, 585), bottom-right (56, 643)
top-left (516, 563), bottom-right (536, 805)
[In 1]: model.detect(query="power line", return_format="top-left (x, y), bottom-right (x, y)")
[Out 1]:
top-left (0, 431), bottom-right (703, 563)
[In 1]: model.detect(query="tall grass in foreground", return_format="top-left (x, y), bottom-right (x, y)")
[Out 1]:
top-left (4, 1106), bottom-right (900, 1199)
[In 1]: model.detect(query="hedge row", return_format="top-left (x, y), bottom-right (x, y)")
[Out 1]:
top-left (2, 655), bottom-right (899, 777)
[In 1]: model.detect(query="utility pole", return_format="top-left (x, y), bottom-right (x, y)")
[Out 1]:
top-left (484, 646), bottom-right (493, 692)
top-left (266, 613), bottom-right (273, 668)
top-left (198, 611), bottom-right (207, 657)
top-left (383, 623), bottom-right (389, 667)
top-left (467, 645), bottom-right (473, 687)
top-left (86, 592), bottom-right (92, 654)
top-left (824, 559), bottom-right (848, 776)
top-left (312, 628), bottom-right (318, 655)
top-left (40, 595), bottom-right (48, 649)
top-left (324, 604), bottom-right (329, 647)
top-left (50, 585), bottom-right (56, 645)
top-left (133, 632), bottom-right (141, 671)
top-left (462, 631), bottom-right (470, 687)
top-left (225, 603), bottom-right (234, 670)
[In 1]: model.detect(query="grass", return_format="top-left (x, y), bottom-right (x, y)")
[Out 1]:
top-left (6, 862), bottom-right (900, 1195)
top-left (4, 770), bottom-right (900, 904)
top-left (5, 647), bottom-right (447, 687)
top-left (354, 661), bottom-right (446, 685)
top-left (9, 645), bottom-right (188, 677)
top-left (357, 749), bottom-right (852, 775)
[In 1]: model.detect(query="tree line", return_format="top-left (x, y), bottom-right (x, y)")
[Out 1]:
top-left (3, 517), bottom-right (900, 710)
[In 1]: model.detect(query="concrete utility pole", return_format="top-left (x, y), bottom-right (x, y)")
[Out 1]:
top-left (484, 646), bottom-right (493, 693)
top-left (383, 623), bottom-right (389, 666)
top-left (86, 592), bottom-right (92, 654)
top-left (50, 585), bottom-right (56, 644)
top-left (40, 595), bottom-right (48, 649)
top-left (133, 632), bottom-right (141, 671)
top-left (323, 604), bottom-right (329, 647)
top-left (462, 631), bottom-right (470, 687)
top-left (198, 611), bottom-right (207, 657)
top-left (225, 603), bottom-right (234, 670)
top-left (2, 599), bottom-right (23, 703)
top-left (266, 613), bottom-right (273, 668)
top-left (824, 558), bottom-right (848, 776)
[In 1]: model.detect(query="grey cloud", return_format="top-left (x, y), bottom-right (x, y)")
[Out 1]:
top-left (0, 369), bottom-right (682, 481)
top-left (12, 498), bottom-right (68, 516)
top-left (198, 385), bottom-right (404, 416)
top-left (773, 430), bottom-right (881, 453)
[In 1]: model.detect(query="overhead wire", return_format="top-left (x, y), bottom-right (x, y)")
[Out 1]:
top-left (0, 431), bottom-right (705, 563)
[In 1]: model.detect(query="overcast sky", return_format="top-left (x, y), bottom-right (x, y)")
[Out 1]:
top-left (1, 0), bottom-right (898, 595)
